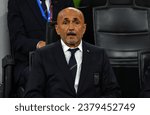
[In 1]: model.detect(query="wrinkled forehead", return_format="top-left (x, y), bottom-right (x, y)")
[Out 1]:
top-left (57, 8), bottom-right (85, 23)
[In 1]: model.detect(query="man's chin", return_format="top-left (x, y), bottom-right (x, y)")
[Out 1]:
top-left (67, 36), bottom-right (76, 39)
top-left (67, 41), bottom-right (76, 45)
top-left (66, 40), bottom-right (79, 47)
top-left (67, 37), bottom-right (77, 43)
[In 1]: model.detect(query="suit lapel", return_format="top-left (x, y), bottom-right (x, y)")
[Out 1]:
top-left (54, 41), bottom-right (76, 95)
top-left (77, 42), bottom-right (91, 94)
top-left (27, 0), bottom-right (46, 30)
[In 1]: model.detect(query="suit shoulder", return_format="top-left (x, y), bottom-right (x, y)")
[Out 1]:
top-left (84, 42), bottom-right (105, 53)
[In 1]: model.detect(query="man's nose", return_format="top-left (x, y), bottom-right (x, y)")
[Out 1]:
top-left (68, 23), bottom-right (75, 30)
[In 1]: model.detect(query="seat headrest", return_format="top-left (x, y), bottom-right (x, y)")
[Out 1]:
top-left (108, 0), bottom-right (134, 5)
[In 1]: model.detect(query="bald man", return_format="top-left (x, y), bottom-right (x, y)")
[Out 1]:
top-left (24, 7), bottom-right (121, 98)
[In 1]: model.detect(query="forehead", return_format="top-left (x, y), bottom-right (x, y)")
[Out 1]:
top-left (58, 9), bottom-right (83, 21)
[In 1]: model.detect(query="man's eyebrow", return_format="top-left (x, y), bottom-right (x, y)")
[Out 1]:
top-left (73, 18), bottom-right (80, 21)
top-left (63, 18), bottom-right (69, 21)
top-left (73, 18), bottom-right (79, 20)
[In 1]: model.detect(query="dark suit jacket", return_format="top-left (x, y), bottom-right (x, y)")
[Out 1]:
top-left (7, 0), bottom-right (73, 86)
top-left (25, 40), bottom-right (121, 98)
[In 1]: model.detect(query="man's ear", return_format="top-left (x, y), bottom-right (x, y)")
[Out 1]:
top-left (83, 24), bottom-right (86, 34)
top-left (55, 25), bottom-right (60, 35)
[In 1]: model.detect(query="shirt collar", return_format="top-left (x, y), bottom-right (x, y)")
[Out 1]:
top-left (61, 39), bottom-right (83, 52)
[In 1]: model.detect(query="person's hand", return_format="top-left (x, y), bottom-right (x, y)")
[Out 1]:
top-left (36, 41), bottom-right (46, 49)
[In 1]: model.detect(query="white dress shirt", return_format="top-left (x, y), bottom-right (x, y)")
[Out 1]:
top-left (61, 40), bottom-right (83, 93)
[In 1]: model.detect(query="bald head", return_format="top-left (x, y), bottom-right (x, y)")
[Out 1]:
top-left (55, 7), bottom-right (86, 48)
top-left (57, 7), bottom-right (85, 24)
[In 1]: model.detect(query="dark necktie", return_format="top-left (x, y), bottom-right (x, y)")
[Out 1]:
top-left (68, 48), bottom-right (79, 82)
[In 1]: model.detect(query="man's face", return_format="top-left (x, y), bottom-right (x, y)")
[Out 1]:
top-left (55, 8), bottom-right (86, 48)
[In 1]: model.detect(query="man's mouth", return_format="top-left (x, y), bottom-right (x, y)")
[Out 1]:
top-left (67, 31), bottom-right (76, 36)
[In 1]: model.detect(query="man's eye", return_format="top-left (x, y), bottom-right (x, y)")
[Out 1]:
top-left (74, 21), bottom-right (80, 24)
top-left (63, 21), bottom-right (68, 24)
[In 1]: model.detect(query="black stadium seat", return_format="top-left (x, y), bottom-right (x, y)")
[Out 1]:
top-left (93, 0), bottom-right (150, 97)
top-left (138, 49), bottom-right (150, 97)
